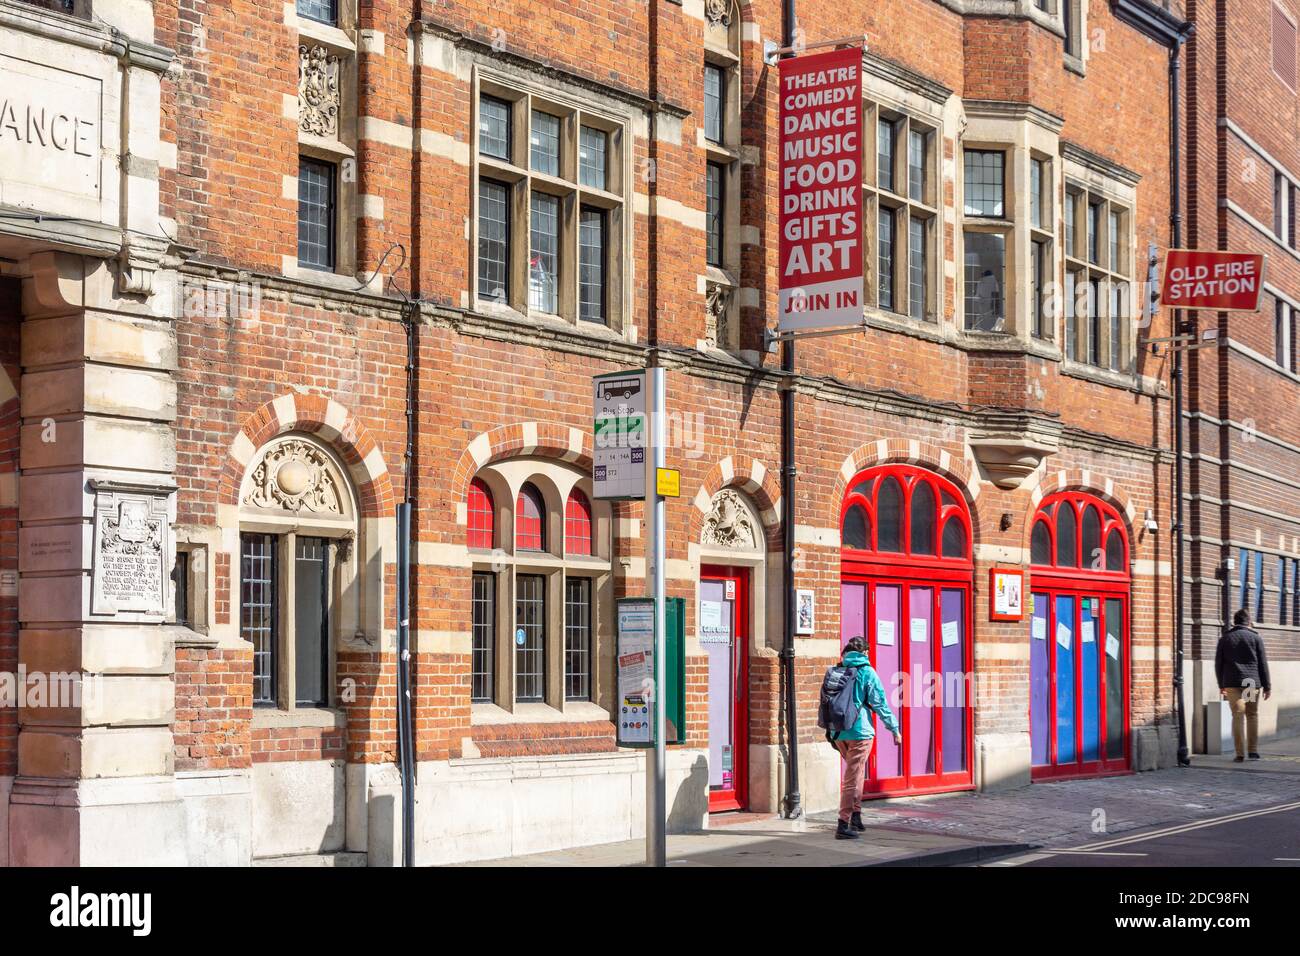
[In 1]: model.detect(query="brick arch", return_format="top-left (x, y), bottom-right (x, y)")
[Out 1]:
top-left (831, 438), bottom-right (979, 521)
top-left (218, 393), bottom-right (395, 519)
top-left (1024, 468), bottom-right (1139, 546)
top-left (451, 421), bottom-right (590, 523)
top-left (688, 454), bottom-right (783, 552)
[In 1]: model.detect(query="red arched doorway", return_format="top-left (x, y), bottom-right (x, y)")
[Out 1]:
top-left (839, 464), bottom-right (975, 797)
top-left (1028, 491), bottom-right (1131, 779)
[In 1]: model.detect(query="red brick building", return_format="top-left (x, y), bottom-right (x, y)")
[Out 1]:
top-left (1183, 0), bottom-right (1300, 750)
top-left (0, 0), bottom-right (1195, 865)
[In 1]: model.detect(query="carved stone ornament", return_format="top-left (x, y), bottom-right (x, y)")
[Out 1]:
top-left (705, 280), bottom-right (733, 349)
top-left (299, 44), bottom-right (341, 137)
top-left (705, 0), bottom-right (733, 27)
top-left (90, 481), bottom-right (174, 617)
top-left (967, 411), bottom-right (1063, 490)
top-left (702, 488), bottom-right (759, 551)
top-left (243, 439), bottom-right (346, 516)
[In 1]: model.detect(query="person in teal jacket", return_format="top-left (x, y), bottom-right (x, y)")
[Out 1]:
top-left (832, 637), bottom-right (901, 840)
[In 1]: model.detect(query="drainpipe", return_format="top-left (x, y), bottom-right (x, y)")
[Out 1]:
top-left (779, 0), bottom-right (802, 819)
top-left (1169, 26), bottom-right (1193, 768)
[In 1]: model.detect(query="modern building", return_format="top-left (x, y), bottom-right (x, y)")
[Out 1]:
top-left (1182, 0), bottom-right (1300, 749)
top-left (0, 0), bottom-right (1195, 865)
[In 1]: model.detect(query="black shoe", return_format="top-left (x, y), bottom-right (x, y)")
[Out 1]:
top-left (850, 811), bottom-right (866, 832)
top-left (1233, 755), bottom-right (1245, 762)
top-left (835, 820), bottom-right (859, 840)
top-left (1248, 752), bottom-right (1261, 760)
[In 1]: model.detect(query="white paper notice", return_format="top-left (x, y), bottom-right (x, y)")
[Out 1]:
top-left (1032, 616), bottom-right (1047, 641)
top-left (1106, 634), bottom-right (1120, 660)
top-left (1081, 620), bottom-right (1096, 644)
top-left (940, 620), bottom-right (960, 647)
top-left (1056, 622), bottom-right (1071, 649)
top-left (910, 618), bottom-right (928, 642)
top-left (699, 600), bottom-right (728, 643)
top-left (877, 619), bottom-right (896, 646)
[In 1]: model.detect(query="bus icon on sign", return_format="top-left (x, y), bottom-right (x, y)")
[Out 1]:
top-left (600, 377), bottom-right (641, 401)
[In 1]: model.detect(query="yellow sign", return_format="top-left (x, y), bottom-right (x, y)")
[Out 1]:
top-left (656, 468), bottom-right (680, 498)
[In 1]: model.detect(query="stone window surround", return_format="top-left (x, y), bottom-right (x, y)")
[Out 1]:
top-left (1060, 145), bottom-right (1137, 377)
top-left (467, 457), bottom-right (614, 722)
top-left (859, 59), bottom-right (950, 333)
top-left (469, 63), bottom-right (635, 335)
top-left (694, 488), bottom-right (769, 657)
top-left (288, 2), bottom-right (360, 281)
top-left (700, 0), bottom-right (742, 353)
top-left (233, 434), bottom-right (365, 722)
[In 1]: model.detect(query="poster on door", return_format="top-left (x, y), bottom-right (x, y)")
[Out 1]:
top-left (616, 598), bottom-right (655, 747)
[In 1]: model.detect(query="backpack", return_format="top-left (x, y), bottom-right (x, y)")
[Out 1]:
top-left (817, 664), bottom-right (861, 740)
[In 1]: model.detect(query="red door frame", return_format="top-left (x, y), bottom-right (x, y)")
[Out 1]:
top-left (701, 564), bottom-right (749, 812)
top-left (1027, 490), bottom-right (1133, 781)
top-left (842, 558), bottom-right (975, 798)
top-left (1030, 572), bottom-right (1131, 780)
top-left (838, 463), bottom-right (977, 800)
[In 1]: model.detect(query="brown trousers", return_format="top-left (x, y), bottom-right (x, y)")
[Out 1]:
top-left (834, 737), bottom-right (874, 823)
top-left (1223, 687), bottom-right (1260, 757)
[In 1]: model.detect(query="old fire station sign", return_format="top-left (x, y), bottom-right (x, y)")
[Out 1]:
top-left (1160, 249), bottom-right (1266, 312)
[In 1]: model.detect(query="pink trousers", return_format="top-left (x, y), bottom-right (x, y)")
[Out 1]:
top-left (834, 737), bottom-right (874, 823)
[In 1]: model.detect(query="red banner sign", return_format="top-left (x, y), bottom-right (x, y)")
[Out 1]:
top-left (1160, 249), bottom-right (1266, 312)
top-left (778, 46), bottom-right (863, 331)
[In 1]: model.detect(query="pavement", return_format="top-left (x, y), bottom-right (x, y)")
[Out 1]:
top-left (459, 733), bottom-right (1300, 867)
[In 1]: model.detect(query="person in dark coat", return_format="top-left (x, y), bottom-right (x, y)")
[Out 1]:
top-left (1215, 609), bottom-right (1272, 761)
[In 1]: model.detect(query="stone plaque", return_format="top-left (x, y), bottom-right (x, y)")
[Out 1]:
top-left (90, 483), bottom-right (171, 616)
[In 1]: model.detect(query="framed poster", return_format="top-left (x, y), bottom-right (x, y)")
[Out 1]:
top-left (795, 588), bottom-right (815, 635)
top-left (989, 567), bottom-right (1025, 621)
top-left (615, 598), bottom-right (655, 747)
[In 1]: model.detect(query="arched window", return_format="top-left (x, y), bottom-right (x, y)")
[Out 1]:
top-left (515, 483), bottom-right (545, 551)
top-left (467, 477), bottom-right (495, 549)
top-left (840, 464), bottom-right (972, 567)
top-left (1030, 491), bottom-right (1128, 576)
top-left (565, 488), bottom-right (593, 556)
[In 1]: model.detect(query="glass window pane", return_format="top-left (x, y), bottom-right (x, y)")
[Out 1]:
top-left (530, 110), bottom-right (560, 175)
top-left (1110, 283), bottom-right (1125, 371)
top-left (1088, 278), bottom-right (1102, 365)
top-left (941, 517), bottom-right (967, 559)
top-left (963, 232), bottom-right (1005, 331)
top-left (1104, 598), bottom-right (1124, 760)
top-left (297, 0), bottom-right (337, 25)
top-left (908, 127), bottom-right (928, 202)
top-left (878, 118), bottom-right (896, 193)
top-left (297, 157), bottom-right (335, 270)
top-left (1055, 595), bottom-right (1076, 763)
top-left (467, 477), bottom-right (495, 549)
top-left (477, 179), bottom-right (510, 302)
top-left (1031, 520), bottom-right (1051, 565)
top-left (963, 150), bottom-right (1004, 217)
top-left (1056, 502), bottom-right (1078, 567)
top-left (516, 483), bottom-right (545, 551)
top-left (1065, 192), bottom-right (1077, 258)
top-left (579, 208), bottom-right (606, 325)
top-left (565, 577), bottom-right (592, 700)
top-left (564, 489), bottom-right (593, 555)
top-left (1030, 158), bottom-right (1043, 229)
top-left (878, 207), bottom-right (895, 311)
top-left (909, 216), bottom-right (927, 321)
top-left (579, 126), bottom-right (608, 189)
top-left (479, 96), bottom-right (511, 160)
top-left (1081, 505), bottom-right (1101, 570)
top-left (1109, 208), bottom-right (1121, 272)
top-left (1065, 270), bottom-right (1079, 361)
top-left (877, 477), bottom-right (902, 552)
top-left (940, 588), bottom-right (966, 774)
top-left (843, 504), bottom-right (869, 550)
top-left (1032, 239), bottom-right (1047, 338)
top-left (471, 571), bottom-right (495, 702)
top-left (707, 162), bottom-right (724, 266)
top-left (910, 480), bottom-right (936, 555)
top-left (515, 574), bottom-right (546, 702)
top-left (294, 536), bottom-right (329, 707)
top-left (704, 65), bottom-right (724, 144)
top-left (1105, 530), bottom-right (1125, 572)
top-left (1087, 200), bottom-right (1101, 263)
top-left (241, 533), bottom-right (276, 706)
top-left (529, 192), bottom-right (559, 313)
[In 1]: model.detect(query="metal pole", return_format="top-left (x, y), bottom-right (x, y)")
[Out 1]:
top-left (779, 0), bottom-right (802, 820)
top-left (646, 365), bottom-right (667, 865)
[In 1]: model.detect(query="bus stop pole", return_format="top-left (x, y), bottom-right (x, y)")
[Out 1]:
top-left (646, 365), bottom-right (667, 866)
